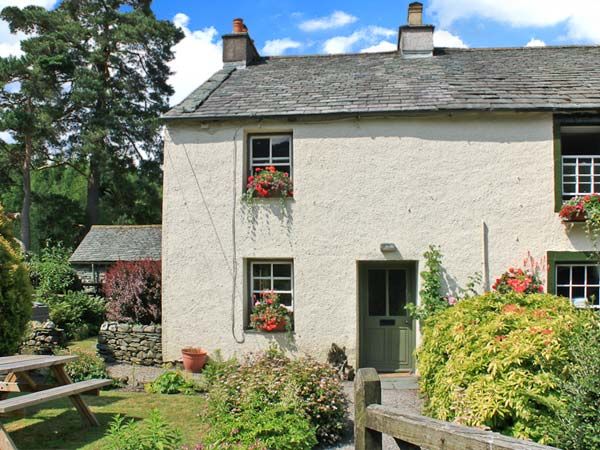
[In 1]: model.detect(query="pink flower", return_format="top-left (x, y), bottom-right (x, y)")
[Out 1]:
top-left (446, 296), bottom-right (457, 306)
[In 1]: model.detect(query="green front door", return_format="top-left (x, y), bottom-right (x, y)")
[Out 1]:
top-left (359, 263), bottom-right (416, 372)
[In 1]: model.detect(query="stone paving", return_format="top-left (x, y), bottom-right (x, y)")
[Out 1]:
top-left (322, 375), bottom-right (423, 450)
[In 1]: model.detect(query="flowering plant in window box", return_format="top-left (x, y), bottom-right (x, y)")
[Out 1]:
top-left (250, 291), bottom-right (291, 332)
top-left (560, 194), bottom-right (600, 246)
top-left (242, 166), bottom-right (293, 203)
top-left (492, 267), bottom-right (544, 294)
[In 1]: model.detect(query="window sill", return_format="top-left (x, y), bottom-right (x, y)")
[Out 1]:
top-left (244, 328), bottom-right (293, 335)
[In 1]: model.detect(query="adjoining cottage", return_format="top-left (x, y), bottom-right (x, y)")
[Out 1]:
top-left (161, 2), bottom-right (600, 372)
top-left (70, 225), bottom-right (161, 293)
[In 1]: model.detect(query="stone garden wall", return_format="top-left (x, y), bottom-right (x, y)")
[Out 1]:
top-left (21, 321), bottom-right (66, 355)
top-left (98, 321), bottom-right (162, 366)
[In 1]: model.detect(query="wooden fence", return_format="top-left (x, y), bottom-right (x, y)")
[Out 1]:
top-left (354, 368), bottom-right (559, 450)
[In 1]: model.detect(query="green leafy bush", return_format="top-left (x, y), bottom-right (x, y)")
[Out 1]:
top-left (418, 292), bottom-right (595, 445)
top-left (61, 349), bottom-right (108, 382)
top-left (554, 319), bottom-right (600, 450)
top-left (205, 388), bottom-right (316, 450)
top-left (145, 371), bottom-right (198, 395)
top-left (45, 291), bottom-right (105, 339)
top-left (406, 245), bottom-right (446, 321)
top-left (104, 409), bottom-right (182, 450)
top-left (0, 206), bottom-right (33, 355)
top-left (202, 347), bottom-right (347, 447)
top-left (201, 350), bottom-right (238, 386)
top-left (29, 242), bottom-right (80, 296)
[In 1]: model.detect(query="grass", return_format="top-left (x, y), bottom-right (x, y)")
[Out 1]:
top-left (67, 336), bottom-right (98, 354)
top-left (2, 390), bottom-right (207, 449)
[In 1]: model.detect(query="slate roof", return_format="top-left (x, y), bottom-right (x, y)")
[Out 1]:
top-left (164, 46), bottom-right (600, 120)
top-left (70, 225), bottom-right (161, 263)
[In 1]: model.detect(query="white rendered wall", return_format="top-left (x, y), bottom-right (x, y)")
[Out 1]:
top-left (161, 112), bottom-right (589, 364)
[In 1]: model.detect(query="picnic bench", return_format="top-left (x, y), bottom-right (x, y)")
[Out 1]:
top-left (0, 355), bottom-right (111, 450)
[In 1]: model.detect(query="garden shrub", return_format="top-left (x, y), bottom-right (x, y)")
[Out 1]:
top-left (205, 388), bottom-right (316, 450)
top-left (45, 291), bottom-right (105, 339)
top-left (0, 206), bottom-right (33, 355)
top-left (103, 259), bottom-right (161, 324)
top-left (145, 371), bottom-right (198, 395)
top-left (104, 409), bottom-right (182, 450)
top-left (554, 318), bottom-right (600, 450)
top-left (202, 347), bottom-right (347, 447)
top-left (418, 291), bottom-right (595, 445)
top-left (61, 349), bottom-right (108, 382)
top-left (29, 242), bottom-right (81, 297)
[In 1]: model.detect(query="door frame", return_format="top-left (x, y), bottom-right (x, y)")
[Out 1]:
top-left (357, 260), bottom-right (418, 372)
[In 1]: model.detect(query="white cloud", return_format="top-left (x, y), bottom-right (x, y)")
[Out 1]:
top-left (169, 13), bottom-right (223, 106)
top-left (324, 26), bottom-right (395, 54)
top-left (299, 11), bottom-right (358, 32)
top-left (526, 38), bottom-right (546, 47)
top-left (433, 29), bottom-right (468, 48)
top-left (428, 0), bottom-right (600, 43)
top-left (262, 38), bottom-right (302, 56)
top-left (0, 0), bottom-right (59, 57)
top-left (360, 40), bottom-right (396, 53)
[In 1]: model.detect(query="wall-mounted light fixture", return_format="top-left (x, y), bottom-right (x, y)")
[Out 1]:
top-left (380, 243), bottom-right (397, 253)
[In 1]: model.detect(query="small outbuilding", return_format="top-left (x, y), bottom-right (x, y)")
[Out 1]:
top-left (70, 225), bottom-right (161, 293)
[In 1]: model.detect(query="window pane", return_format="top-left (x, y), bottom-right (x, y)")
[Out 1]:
top-left (253, 264), bottom-right (271, 278)
top-left (579, 164), bottom-right (592, 175)
top-left (368, 270), bottom-right (387, 316)
top-left (274, 279), bottom-right (291, 291)
top-left (273, 264), bottom-right (291, 277)
top-left (572, 266), bottom-right (585, 284)
top-left (279, 293), bottom-right (292, 307)
top-left (572, 286), bottom-right (585, 299)
top-left (271, 137), bottom-right (290, 159)
top-left (251, 138), bottom-right (270, 159)
top-left (556, 266), bottom-right (571, 285)
top-left (588, 266), bottom-right (600, 284)
top-left (253, 279), bottom-right (271, 291)
top-left (274, 165), bottom-right (291, 174)
top-left (556, 286), bottom-right (570, 298)
top-left (563, 165), bottom-right (576, 175)
top-left (388, 270), bottom-right (407, 316)
top-left (563, 183), bottom-right (576, 193)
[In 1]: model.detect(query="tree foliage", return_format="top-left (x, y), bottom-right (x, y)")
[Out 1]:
top-left (0, 204), bottom-right (32, 355)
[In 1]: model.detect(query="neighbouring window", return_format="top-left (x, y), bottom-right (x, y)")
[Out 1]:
top-left (248, 135), bottom-right (292, 177)
top-left (249, 261), bottom-right (294, 309)
top-left (555, 263), bottom-right (600, 308)
top-left (560, 125), bottom-right (600, 199)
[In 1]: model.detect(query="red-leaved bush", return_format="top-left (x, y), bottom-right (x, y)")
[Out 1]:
top-left (102, 260), bottom-right (161, 324)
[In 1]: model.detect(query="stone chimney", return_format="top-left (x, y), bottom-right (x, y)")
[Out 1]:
top-left (222, 18), bottom-right (260, 67)
top-left (398, 2), bottom-right (434, 58)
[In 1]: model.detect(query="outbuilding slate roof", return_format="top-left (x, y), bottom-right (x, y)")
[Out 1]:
top-left (70, 225), bottom-right (161, 263)
top-left (164, 46), bottom-right (600, 120)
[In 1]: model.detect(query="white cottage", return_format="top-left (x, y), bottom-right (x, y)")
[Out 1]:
top-left (161, 3), bottom-right (600, 372)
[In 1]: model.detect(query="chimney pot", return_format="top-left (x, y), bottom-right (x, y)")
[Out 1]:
top-left (407, 2), bottom-right (423, 26)
top-left (233, 18), bottom-right (244, 33)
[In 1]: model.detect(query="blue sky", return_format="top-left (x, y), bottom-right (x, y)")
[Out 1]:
top-left (1, 0), bottom-right (599, 105)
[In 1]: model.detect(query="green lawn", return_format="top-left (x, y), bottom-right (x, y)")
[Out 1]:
top-left (67, 336), bottom-right (98, 354)
top-left (2, 391), bottom-right (207, 449)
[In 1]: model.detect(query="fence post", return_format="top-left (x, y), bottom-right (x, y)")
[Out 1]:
top-left (354, 368), bottom-right (382, 450)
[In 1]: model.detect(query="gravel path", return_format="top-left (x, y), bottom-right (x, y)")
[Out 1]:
top-left (322, 377), bottom-right (423, 450)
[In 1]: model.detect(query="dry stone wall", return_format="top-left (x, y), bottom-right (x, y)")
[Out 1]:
top-left (21, 321), bottom-right (66, 355)
top-left (98, 321), bottom-right (162, 366)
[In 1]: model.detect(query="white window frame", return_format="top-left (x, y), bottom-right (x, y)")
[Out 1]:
top-left (249, 260), bottom-right (294, 311)
top-left (562, 155), bottom-right (600, 197)
top-left (556, 263), bottom-right (600, 309)
top-left (248, 134), bottom-right (293, 176)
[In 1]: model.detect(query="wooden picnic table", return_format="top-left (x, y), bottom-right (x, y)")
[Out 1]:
top-left (0, 355), bottom-right (111, 450)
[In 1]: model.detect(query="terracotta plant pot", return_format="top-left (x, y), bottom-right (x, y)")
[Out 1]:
top-left (181, 347), bottom-right (208, 373)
